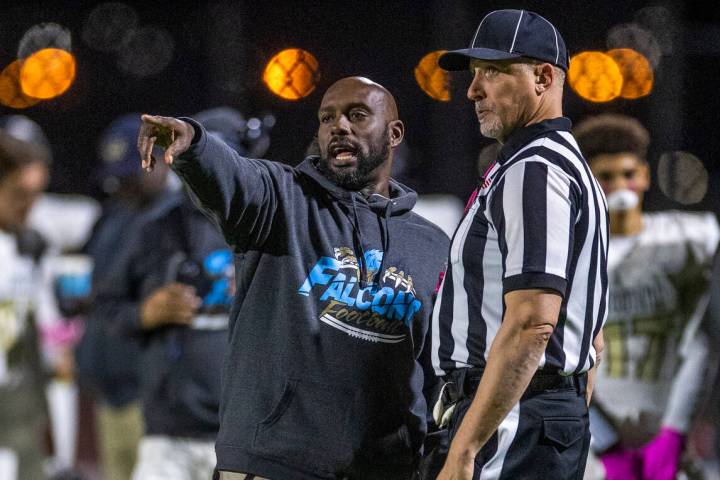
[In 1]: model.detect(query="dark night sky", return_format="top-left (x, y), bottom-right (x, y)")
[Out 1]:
top-left (1, 1), bottom-right (718, 213)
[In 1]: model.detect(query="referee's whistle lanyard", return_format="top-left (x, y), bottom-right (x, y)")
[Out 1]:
top-left (480, 159), bottom-right (497, 180)
top-left (465, 160), bottom-right (497, 214)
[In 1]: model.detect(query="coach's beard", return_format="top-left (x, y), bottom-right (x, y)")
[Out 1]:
top-left (318, 139), bottom-right (390, 191)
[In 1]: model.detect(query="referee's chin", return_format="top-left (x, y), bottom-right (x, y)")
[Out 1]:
top-left (479, 119), bottom-right (504, 141)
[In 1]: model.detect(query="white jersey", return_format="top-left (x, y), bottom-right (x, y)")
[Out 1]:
top-left (595, 211), bottom-right (719, 437)
top-left (412, 194), bottom-right (464, 239)
top-left (0, 227), bottom-right (68, 386)
top-left (28, 193), bottom-right (100, 252)
top-left (0, 230), bottom-right (41, 384)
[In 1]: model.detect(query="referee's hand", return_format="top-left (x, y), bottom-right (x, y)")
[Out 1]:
top-left (138, 114), bottom-right (194, 172)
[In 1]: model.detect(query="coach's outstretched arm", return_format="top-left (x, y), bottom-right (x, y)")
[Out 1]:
top-left (137, 114), bottom-right (278, 251)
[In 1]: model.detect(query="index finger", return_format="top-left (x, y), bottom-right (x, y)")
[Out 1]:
top-left (138, 120), bottom-right (157, 171)
top-left (141, 114), bottom-right (173, 128)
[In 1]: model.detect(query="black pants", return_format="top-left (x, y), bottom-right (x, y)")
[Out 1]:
top-left (447, 371), bottom-right (591, 480)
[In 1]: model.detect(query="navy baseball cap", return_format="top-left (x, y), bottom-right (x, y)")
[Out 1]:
top-left (96, 113), bottom-right (143, 182)
top-left (439, 9), bottom-right (569, 72)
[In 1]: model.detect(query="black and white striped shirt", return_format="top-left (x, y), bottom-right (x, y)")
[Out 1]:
top-left (432, 117), bottom-right (608, 376)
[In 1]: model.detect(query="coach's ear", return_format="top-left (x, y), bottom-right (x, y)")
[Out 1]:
top-left (389, 119), bottom-right (404, 148)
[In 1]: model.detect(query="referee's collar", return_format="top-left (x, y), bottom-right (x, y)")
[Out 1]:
top-left (497, 117), bottom-right (572, 164)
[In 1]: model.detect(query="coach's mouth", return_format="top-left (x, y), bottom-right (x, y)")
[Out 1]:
top-left (329, 143), bottom-right (359, 167)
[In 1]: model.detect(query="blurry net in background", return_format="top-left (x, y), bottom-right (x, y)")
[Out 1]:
top-left (82, 2), bottom-right (175, 78)
top-left (657, 151), bottom-right (709, 206)
top-left (81, 2), bottom-right (139, 53)
top-left (206, 4), bottom-right (248, 95)
top-left (116, 26), bottom-right (175, 78)
top-left (606, 23), bottom-right (663, 70)
top-left (631, 5), bottom-right (677, 59)
top-left (18, 23), bottom-right (72, 60)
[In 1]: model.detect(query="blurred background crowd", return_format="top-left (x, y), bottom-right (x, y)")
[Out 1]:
top-left (1, 1), bottom-right (720, 479)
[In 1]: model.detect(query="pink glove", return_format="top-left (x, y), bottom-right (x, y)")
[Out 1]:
top-left (639, 427), bottom-right (685, 480)
top-left (600, 447), bottom-right (641, 480)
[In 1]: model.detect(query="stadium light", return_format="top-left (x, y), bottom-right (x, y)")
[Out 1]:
top-left (262, 48), bottom-right (319, 100)
top-left (20, 48), bottom-right (76, 100)
top-left (415, 50), bottom-right (450, 101)
top-left (0, 60), bottom-right (42, 109)
top-left (607, 48), bottom-right (653, 99)
top-left (568, 51), bottom-right (623, 103)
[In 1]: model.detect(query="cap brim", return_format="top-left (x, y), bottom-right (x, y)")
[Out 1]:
top-left (438, 48), bottom-right (523, 71)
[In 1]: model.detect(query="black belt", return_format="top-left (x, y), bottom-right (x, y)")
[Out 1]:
top-left (442, 367), bottom-right (587, 402)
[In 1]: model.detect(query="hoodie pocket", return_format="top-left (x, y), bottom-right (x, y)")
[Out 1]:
top-left (253, 379), bottom-right (357, 474)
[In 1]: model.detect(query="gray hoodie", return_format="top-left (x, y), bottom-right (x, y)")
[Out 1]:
top-left (173, 119), bottom-right (449, 479)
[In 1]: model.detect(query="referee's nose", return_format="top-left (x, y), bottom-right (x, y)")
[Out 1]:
top-left (467, 69), bottom-right (487, 102)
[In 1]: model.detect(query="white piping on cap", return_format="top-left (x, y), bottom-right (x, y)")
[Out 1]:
top-left (509, 10), bottom-right (524, 52)
top-left (538, 14), bottom-right (560, 64)
top-left (471, 10), bottom-right (498, 47)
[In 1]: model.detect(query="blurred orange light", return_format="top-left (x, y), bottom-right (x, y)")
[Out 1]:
top-left (262, 48), bottom-right (319, 100)
top-left (607, 48), bottom-right (654, 99)
top-left (20, 48), bottom-right (76, 100)
top-left (568, 51), bottom-right (623, 103)
top-left (415, 50), bottom-right (450, 101)
top-left (0, 60), bottom-right (41, 109)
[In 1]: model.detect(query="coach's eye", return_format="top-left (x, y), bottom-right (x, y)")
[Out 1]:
top-left (349, 110), bottom-right (367, 121)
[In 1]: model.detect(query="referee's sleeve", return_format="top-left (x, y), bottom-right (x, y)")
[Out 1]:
top-left (489, 159), bottom-right (578, 296)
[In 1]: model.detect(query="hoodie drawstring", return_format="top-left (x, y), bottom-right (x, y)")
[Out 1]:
top-left (340, 195), bottom-right (394, 290)
top-left (349, 195), bottom-right (369, 288)
top-left (377, 202), bottom-right (392, 288)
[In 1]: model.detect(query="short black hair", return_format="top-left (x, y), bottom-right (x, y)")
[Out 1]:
top-left (574, 113), bottom-right (650, 162)
top-left (0, 130), bottom-right (51, 183)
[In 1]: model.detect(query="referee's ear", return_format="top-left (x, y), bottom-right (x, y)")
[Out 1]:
top-left (533, 63), bottom-right (555, 94)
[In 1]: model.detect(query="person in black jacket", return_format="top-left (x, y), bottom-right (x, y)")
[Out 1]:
top-left (137, 76), bottom-right (450, 480)
top-left (94, 110), bottom-right (245, 480)
top-left (75, 113), bottom-right (172, 480)
top-left (116, 192), bottom-right (234, 480)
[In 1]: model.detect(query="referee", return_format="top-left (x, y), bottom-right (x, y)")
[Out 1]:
top-left (432, 10), bottom-right (608, 480)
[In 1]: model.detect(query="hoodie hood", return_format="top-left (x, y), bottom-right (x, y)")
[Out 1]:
top-left (298, 155), bottom-right (418, 288)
